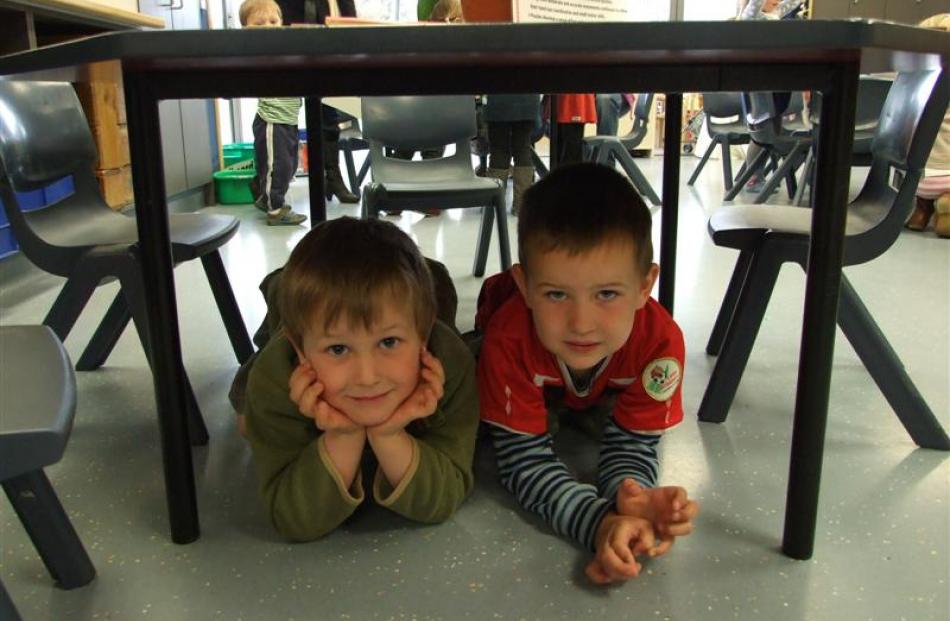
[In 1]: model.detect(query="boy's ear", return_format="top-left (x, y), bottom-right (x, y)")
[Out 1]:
top-left (511, 263), bottom-right (530, 302)
top-left (637, 263), bottom-right (660, 309)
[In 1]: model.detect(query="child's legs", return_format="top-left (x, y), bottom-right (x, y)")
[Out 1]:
top-left (510, 120), bottom-right (534, 167)
top-left (488, 121), bottom-right (513, 170)
top-left (255, 118), bottom-right (299, 211)
top-left (556, 123), bottom-right (586, 165)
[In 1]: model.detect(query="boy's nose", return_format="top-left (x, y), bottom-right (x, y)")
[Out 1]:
top-left (567, 302), bottom-right (595, 334)
top-left (354, 354), bottom-right (379, 385)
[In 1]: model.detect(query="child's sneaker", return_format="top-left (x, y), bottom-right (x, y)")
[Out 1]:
top-left (267, 206), bottom-right (307, 226)
top-left (254, 194), bottom-right (269, 213)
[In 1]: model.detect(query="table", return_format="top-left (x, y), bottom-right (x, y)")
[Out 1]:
top-left (1, 19), bottom-right (945, 559)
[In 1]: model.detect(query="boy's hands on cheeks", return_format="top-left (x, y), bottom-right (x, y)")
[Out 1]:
top-left (615, 479), bottom-right (698, 557)
top-left (367, 348), bottom-right (444, 438)
top-left (289, 362), bottom-right (361, 434)
top-left (585, 512), bottom-right (656, 585)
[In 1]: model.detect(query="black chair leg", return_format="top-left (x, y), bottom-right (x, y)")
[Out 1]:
top-left (706, 249), bottom-right (754, 356)
top-left (76, 291), bottom-right (132, 371)
top-left (119, 266), bottom-right (210, 446)
top-left (3, 470), bottom-right (95, 590)
top-left (341, 141), bottom-right (359, 195)
top-left (356, 157), bottom-right (371, 188)
top-left (720, 140), bottom-right (735, 192)
top-left (793, 148), bottom-right (815, 207)
top-left (687, 137), bottom-right (718, 186)
top-left (698, 248), bottom-right (783, 423)
top-left (201, 251), bottom-right (254, 364)
top-left (494, 195), bottom-right (512, 271)
top-left (531, 148), bottom-right (549, 179)
top-left (0, 579), bottom-right (22, 621)
top-left (837, 276), bottom-right (950, 449)
top-left (724, 148), bottom-right (769, 201)
top-left (753, 144), bottom-right (806, 204)
top-left (472, 206), bottom-right (495, 278)
top-left (614, 146), bottom-right (662, 206)
top-left (43, 274), bottom-right (100, 343)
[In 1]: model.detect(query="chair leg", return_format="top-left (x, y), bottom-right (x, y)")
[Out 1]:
top-left (356, 157), bottom-right (371, 188)
top-left (531, 148), bottom-right (549, 179)
top-left (687, 137), bottom-right (718, 186)
top-left (76, 291), bottom-right (132, 371)
top-left (721, 140), bottom-right (735, 192)
top-left (341, 142), bottom-right (359, 195)
top-left (836, 276), bottom-right (950, 449)
top-left (752, 144), bottom-right (806, 205)
top-left (723, 148), bottom-right (769, 201)
top-left (614, 146), bottom-right (662, 206)
top-left (706, 249), bottom-right (754, 356)
top-left (118, 266), bottom-right (210, 446)
top-left (201, 251), bottom-right (254, 364)
top-left (698, 248), bottom-right (784, 423)
top-left (494, 195), bottom-right (512, 272)
top-left (793, 148), bottom-right (815, 207)
top-left (0, 579), bottom-right (21, 621)
top-left (43, 274), bottom-right (100, 343)
top-left (3, 470), bottom-right (95, 590)
top-left (472, 206), bottom-right (495, 278)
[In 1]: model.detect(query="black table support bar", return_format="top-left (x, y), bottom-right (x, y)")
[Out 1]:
top-left (659, 93), bottom-right (683, 314)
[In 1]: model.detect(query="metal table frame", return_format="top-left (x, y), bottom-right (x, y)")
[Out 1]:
top-left (1, 19), bottom-right (945, 560)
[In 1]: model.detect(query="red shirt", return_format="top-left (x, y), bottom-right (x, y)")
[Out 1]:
top-left (476, 272), bottom-right (685, 435)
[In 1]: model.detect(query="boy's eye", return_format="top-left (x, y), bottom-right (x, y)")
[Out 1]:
top-left (596, 290), bottom-right (620, 302)
top-left (379, 337), bottom-right (401, 350)
top-left (543, 290), bottom-right (567, 302)
top-left (326, 344), bottom-right (349, 357)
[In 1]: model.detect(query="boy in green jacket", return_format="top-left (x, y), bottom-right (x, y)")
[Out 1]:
top-left (243, 217), bottom-right (479, 541)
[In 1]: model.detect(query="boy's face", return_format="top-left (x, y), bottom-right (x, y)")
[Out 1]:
top-left (513, 240), bottom-right (658, 374)
top-left (298, 299), bottom-right (423, 427)
top-left (245, 6), bottom-right (282, 27)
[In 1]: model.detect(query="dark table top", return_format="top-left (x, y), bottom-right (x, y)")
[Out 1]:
top-left (0, 20), bottom-right (946, 98)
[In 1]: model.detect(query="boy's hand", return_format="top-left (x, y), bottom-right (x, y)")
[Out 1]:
top-left (585, 512), bottom-right (656, 585)
top-left (615, 479), bottom-right (698, 557)
top-left (289, 362), bottom-right (361, 434)
top-left (368, 348), bottom-right (444, 438)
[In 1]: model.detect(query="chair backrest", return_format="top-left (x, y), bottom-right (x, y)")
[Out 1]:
top-left (846, 67), bottom-right (948, 264)
top-left (702, 92), bottom-right (744, 120)
top-left (809, 76), bottom-right (893, 130)
top-left (0, 80), bottom-right (121, 274)
top-left (361, 95), bottom-right (478, 183)
top-left (619, 93), bottom-right (654, 149)
top-left (0, 81), bottom-right (97, 191)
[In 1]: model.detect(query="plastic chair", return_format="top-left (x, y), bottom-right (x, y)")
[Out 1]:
top-left (338, 120), bottom-right (371, 197)
top-left (1, 325), bottom-right (96, 620)
top-left (0, 80), bottom-right (254, 445)
top-left (722, 91), bottom-right (813, 204)
top-left (793, 76), bottom-right (894, 205)
top-left (584, 93), bottom-right (662, 206)
top-left (360, 95), bottom-right (511, 277)
top-left (698, 68), bottom-right (950, 451)
top-left (687, 92), bottom-right (752, 192)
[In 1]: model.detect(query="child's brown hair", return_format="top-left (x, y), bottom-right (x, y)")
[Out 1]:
top-left (278, 217), bottom-right (437, 346)
top-left (239, 0), bottom-right (281, 26)
top-left (517, 162), bottom-right (654, 277)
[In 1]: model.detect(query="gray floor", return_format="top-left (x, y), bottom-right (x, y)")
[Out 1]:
top-left (1, 155), bottom-right (948, 621)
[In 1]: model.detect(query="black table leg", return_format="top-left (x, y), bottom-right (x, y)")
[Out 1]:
top-left (549, 95), bottom-right (559, 169)
top-left (306, 96), bottom-right (327, 224)
top-left (124, 72), bottom-right (199, 544)
top-left (659, 93), bottom-right (682, 314)
top-left (783, 65), bottom-right (858, 560)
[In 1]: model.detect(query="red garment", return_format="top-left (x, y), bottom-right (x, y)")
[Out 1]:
top-left (476, 270), bottom-right (684, 435)
top-left (543, 94), bottom-right (597, 124)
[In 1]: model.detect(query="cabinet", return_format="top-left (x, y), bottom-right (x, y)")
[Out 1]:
top-left (138, 0), bottom-right (215, 201)
top-left (811, 0), bottom-right (946, 23)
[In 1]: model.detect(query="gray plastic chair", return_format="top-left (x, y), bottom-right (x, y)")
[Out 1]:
top-left (1, 325), bottom-right (96, 620)
top-left (584, 93), bottom-right (662, 206)
top-left (0, 81), bottom-right (254, 444)
top-left (698, 68), bottom-right (950, 451)
top-left (360, 95), bottom-right (511, 277)
top-left (723, 91), bottom-right (813, 204)
top-left (339, 120), bottom-right (371, 196)
top-left (687, 92), bottom-right (752, 192)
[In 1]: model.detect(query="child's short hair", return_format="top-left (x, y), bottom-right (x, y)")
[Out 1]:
top-left (517, 162), bottom-right (654, 276)
top-left (278, 217), bottom-right (437, 345)
top-left (430, 0), bottom-right (463, 22)
top-left (239, 0), bottom-right (281, 26)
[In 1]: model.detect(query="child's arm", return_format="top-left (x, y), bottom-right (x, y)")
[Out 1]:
top-left (245, 340), bottom-right (365, 542)
top-left (369, 323), bottom-right (480, 523)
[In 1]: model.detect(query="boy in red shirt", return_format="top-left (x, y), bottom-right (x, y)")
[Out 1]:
top-left (476, 163), bottom-right (698, 584)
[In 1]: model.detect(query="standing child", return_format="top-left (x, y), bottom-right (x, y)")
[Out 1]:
top-left (243, 217), bottom-right (479, 541)
top-left (240, 0), bottom-right (308, 225)
top-left (475, 163), bottom-right (698, 584)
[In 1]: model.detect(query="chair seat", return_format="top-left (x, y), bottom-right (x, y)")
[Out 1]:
top-left (0, 326), bottom-right (75, 481)
top-left (708, 121), bottom-right (751, 143)
top-left (373, 176), bottom-right (500, 195)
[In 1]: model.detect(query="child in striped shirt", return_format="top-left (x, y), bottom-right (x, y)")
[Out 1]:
top-left (240, 0), bottom-right (308, 226)
top-left (475, 163), bottom-right (698, 584)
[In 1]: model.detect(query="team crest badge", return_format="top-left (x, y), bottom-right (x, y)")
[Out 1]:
top-left (642, 358), bottom-right (681, 401)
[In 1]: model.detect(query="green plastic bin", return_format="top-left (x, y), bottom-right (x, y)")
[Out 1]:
top-left (222, 143), bottom-right (256, 169)
top-left (213, 169), bottom-right (256, 204)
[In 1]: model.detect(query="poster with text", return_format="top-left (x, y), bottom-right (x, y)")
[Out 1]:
top-left (513, 0), bottom-right (670, 23)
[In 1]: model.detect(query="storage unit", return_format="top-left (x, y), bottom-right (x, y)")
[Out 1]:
top-left (811, 0), bottom-right (944, 23)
